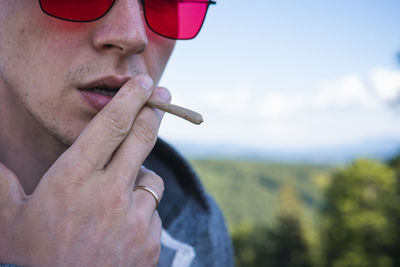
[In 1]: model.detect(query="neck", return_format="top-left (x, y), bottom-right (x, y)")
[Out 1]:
top-left (0, 87), bottom-right (67, 195)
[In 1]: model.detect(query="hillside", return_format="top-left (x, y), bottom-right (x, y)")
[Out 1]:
top-left (190, 159), bottom-right (334, 229)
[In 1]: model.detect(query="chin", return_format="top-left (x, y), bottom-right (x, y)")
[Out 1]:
top-left (40, 118), bottom-right (86, 148)
top-left (48, 127), bottom-right (79, 148)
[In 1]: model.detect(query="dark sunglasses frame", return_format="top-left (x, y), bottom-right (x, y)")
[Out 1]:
top-left (38, 0), bottom-right (216, 40)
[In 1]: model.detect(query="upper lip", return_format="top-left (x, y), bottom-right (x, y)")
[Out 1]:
top-left (77, 76), bottom-right (131, 91)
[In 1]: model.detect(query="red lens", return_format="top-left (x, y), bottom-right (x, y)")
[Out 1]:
top-left (40, 0), bottom-right (115, 22)
top-left (144, 0), bottom-right (210, 40)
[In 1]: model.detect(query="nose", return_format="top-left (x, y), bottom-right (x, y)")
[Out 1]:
top-left (92, 0), bottom-right (148, 55)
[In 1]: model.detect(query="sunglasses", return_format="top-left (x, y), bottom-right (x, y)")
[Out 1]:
top-left (39, 0), bottom-right (216, 40)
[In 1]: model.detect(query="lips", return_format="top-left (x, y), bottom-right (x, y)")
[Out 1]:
top-left (77, 76), bottom-right (130, 112)
top-left (86, 87), bottom-right (119, 97)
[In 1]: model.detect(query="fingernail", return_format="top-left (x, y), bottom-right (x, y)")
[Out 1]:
top-left (157, 87), bottom-right (171, 102)
top-left (139, 74), bottom-right (153, 91)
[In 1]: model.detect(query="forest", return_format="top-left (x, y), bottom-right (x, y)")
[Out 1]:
top-left (191, 155), bottom-right (400, 267)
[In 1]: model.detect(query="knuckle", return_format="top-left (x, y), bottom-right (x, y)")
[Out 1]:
top-left (46, 153), bottom-right (94, 195)
top-left (133, 118), bottom-right (157, 145)
top-left (152, 174), bottom-right (164, 196)
top-left (131, 214), bottom-right (147, 240)
top-left (149, 241), bottom-right (161, 265)
top-left (148, 223), bottom-right (162, 265)
top-left (147, 170), bottom-right (164, 193)
top-left (53, 156), bottom-right (92, 189)
top-left (64, 152), bottom-right (94, 174)
top-left (0, 205), bottom-right (18, 224)
top-left (140, 169), bottom-right (164, 199)
top-left (0, 167), bottom-right (15, 193)
top-left (101, 177), bottom-right (130, 210)
top-left (153, 213), bottom-right (162, 231)
top-left (64, 154), bottom-right (93, 175)
top-left (103, 191), bottom-right (129, 211)
top-left (102, 106), bottom-right (132, 138)
top-left (0, 162), bottom-right (12, 178)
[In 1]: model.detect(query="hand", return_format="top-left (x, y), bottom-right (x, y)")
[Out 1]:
top-left (0, 74), bottom-right (170, 267)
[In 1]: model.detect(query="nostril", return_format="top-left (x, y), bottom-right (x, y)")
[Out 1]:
top-left (99, 39), bottom-right (147, 54)
top-left (91, 0), bottom-right (148, 55)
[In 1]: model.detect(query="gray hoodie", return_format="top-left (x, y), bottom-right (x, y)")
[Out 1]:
top-left (1, 139), bottom-right (234, 267)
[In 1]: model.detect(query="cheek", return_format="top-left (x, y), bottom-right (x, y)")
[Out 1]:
top-left (143, 29), bottom-right (175, 83)
top-left (0, 6), bottom-right (77, 92)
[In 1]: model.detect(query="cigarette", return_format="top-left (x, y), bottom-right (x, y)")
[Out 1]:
top-left (147, 99), bottom-right (203, 125)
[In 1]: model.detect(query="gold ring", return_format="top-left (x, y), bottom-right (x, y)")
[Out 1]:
top-left (133, 185), bottom-right (159, 211)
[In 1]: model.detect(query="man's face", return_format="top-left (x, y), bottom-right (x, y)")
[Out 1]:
top-left (0, 0), bottom-right (175, 146)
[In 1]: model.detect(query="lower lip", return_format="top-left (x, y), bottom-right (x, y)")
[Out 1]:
top-left (79, 90), bottom-right (113, 112)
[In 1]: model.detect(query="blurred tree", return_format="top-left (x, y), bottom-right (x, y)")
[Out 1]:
top-left (387, 154), bottom-right (400, 266)
top-left (271, 183), bottom-right (312, 267)
top-left (232, 222), bottom-right (274, 267)
top-left (321, 159), bottom-right (399, 267)
top-left (232, 183), bottom-right (312, 267)
top-left (388, 153), bottom-right (400, 171)
top-left (268, 215), bottom-right (312, 267)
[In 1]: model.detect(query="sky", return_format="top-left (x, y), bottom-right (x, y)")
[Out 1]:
top-left (158, 0), bottom-right (400, 155)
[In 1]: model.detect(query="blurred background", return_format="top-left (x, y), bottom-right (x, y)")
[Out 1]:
top-left (159, 1), bottom-right (400, 266)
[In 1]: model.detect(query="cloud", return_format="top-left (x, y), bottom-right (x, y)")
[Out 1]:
top-left (172, 67), bottom-right (400, 120)
top-left (314, 75), bottom-right (376, 109)
top-left (370, 67), bottom-right (400, 102)
top-left (259, 67), bottom-right (400, 117)
top-left (258, 75), bottom-right (376, 118)
top-left (161, 67), bottom-right (400, 150)
top-left (172, 85), bottom-right (259, 119)
top-left (259, 93), bottom-right (305, 117)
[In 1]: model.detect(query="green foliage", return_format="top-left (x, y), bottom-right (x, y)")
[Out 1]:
top-left (191, 157), bottom-right (400, 266)
top-left (388, 154), bottom-right (400, 170)
top-left (191, 159), bottom-right (330, 267)
top-left (232, 216), bottom-right (312, 267)
top-left (270, 183), bottom-right (312, 267)
top-left (232, 183), bottom-right (312, 267)
top-left (191, 159), bottom-right (331, 228)
top-left (270, 215), bottom-right (312, 267)
top-left (321, 159), bottom-right (400, 267)
top-left (232, 222), bottom-right (271, 266)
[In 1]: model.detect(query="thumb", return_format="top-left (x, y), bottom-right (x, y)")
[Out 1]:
top-left (0, 162), bottom-right (26, 207)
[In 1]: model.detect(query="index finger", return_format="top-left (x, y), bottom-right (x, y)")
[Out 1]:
top-left (104, 87), bottom-right (170, 187)
top-left (65, 74), bottom-right (154, 172)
